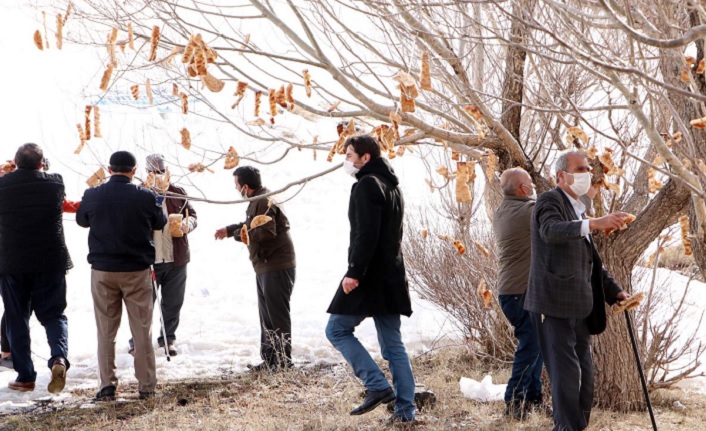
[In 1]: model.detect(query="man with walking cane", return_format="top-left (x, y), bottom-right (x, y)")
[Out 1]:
top-left (524, 150), bottom-right (630, 431)
top-left (129, 154), bottom-right (197, 357)
top-left (77, 151), bottom-right (166, 401)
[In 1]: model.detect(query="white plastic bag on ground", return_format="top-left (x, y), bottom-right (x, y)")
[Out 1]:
top-left (459, 375), bottom-right (506, 402)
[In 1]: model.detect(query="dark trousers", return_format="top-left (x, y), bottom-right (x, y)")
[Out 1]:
top-left (0, 271), bottom-right (70, 382)
top-left (530, 312), bottom-right (593, 431)
top-left (1, 312), bottom-right (9, 353)
top-left (256, 267), bottom-right (295, 367)
top-left (154, 263), bottom-right (187, 346)
top-left (499, 294), bottom-right (543, 405)
top-left (129, 263), bottom-right (187, 348)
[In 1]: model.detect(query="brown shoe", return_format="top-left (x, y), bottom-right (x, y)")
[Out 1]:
top-left (48, 358), bottom-right (67, 394)
top-left (9, 380), bottom-right (35, 392)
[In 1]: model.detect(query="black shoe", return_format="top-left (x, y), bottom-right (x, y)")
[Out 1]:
top-left (247, 362), bottom-right (274, 373)
top-left (95, 385), bottom-right (116, 401)
top-left (505, 399), bottom-right (526, 420)
top-left (527, 399), bottom-right (553, 417)
top-left (139, 391), bottom-right (156, 400)
top-left (388, 389), bottom-right (437, 413)
top-left (350, 387), bottom-right (396, 415)
top-left (382, 414), bottom-right (415, 427)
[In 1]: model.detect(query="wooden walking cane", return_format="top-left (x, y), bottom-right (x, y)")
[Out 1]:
top-left (624, 310), bottom-right (657, 430)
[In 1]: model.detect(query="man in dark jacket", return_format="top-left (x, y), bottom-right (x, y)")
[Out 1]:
top-left (76, 151), bottom-right (166, 401)
top-left (128, 154), bottom-right (197, 357)
top-left (525, 150), bottom-right (629, 431)
top-left (0, 143), bottom-right (72, 393)
top-left (493, 167), bottom-right (543, 419)
top-left (325, 136), bottom-right (415, 424)
top-left (214, 166), bottom-right (296, 372)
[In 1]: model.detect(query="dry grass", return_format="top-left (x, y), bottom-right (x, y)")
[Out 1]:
top-left (2, 347), bottom-right (706, 430)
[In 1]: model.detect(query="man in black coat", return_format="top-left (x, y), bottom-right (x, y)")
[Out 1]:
top-left (325, 136), bottom-right (415, 424)
top-left (0, 143), bottom-right (72, 393)
top-left (524, 150), bottom-right (630, 431)
top-left (76, 151), bottom-right (166, 401)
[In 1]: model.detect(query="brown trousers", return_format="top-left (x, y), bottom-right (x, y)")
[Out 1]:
top-left (91, 269), bottom-right (156, 393)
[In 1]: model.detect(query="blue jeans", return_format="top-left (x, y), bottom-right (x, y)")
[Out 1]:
top-left (499, 294), bottom-right (543, 404)
top-left (0, 271), bottom-right (70, 382)
top-left (326, 314), bottom-right (416, 420)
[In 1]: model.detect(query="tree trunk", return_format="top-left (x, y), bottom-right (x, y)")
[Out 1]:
top-left (592, 175), bottom-right (690, 410)
top-left (591, 251), bottom-right (645, 411)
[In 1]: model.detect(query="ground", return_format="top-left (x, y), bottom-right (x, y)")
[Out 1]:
top-left (0, 348), bottom-right (703, 431)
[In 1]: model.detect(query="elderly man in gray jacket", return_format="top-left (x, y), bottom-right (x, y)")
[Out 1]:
top-left (493, 167), bottom-right (543, 419)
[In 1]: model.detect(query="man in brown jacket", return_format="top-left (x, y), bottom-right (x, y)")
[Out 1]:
top-left (493, 167), bottom-right (543, 419)
top-left (214, 166), bottom-right (296, 372)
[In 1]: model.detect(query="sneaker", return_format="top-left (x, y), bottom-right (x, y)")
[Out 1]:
top-left (139, 391), bottom-right (156, 400)
top-left (9, 380), bottom-right (35, 392)
top-left (0, 356), bottom-right (12, 370)
top-left (95, 385), bottom-right (117, 401)
top-left (47, 358), bottom-right (67, 394)
top-left (128, 345), bottom-right (135, 357)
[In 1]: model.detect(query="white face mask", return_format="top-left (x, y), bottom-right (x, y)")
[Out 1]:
top-left (343, 160), bottom-right (360, 177)
top-left (567, 172), bottom-right (591, 196)
top-left (239, 186), bottom-right (248, 198)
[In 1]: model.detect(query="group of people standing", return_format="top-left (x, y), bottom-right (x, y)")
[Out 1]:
top-left (0, 137), bottom-right (417, 424)
top-left (494, 150), bottom-right (631, 431)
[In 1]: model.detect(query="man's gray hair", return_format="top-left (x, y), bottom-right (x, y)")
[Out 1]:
top-left (500, 167), bottom-right (528, 196)
top-left (555, 150), bottom-right (587, 176)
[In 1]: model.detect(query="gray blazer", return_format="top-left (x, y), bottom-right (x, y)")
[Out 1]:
top-left (525, 188), bottom-right (622, 334)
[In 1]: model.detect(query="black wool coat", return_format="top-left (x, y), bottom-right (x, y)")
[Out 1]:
top-left (0, 169), bottom-right (73, 274)
top-left (327, 157), bottom-right (412, 317)
top-left (76, 175), bottom-right (167, 272)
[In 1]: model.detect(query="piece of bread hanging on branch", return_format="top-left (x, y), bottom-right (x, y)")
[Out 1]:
top-left (476, 280), bottom-right (492, 308)
top-left (232, 81), bottom-right (249, 109)
top-left (148, 25), bottom-right (160, 61)
top-left (565, 126), bottom-right (589, 146)
top-left (74, 123), bottom-right (87, 154)
top-left (33, 29), bottom-right (44, 50)
top-left (224, 146), bottom-right (240, 169)
top-left (455, 161), bottom-right (472, 203)
top-left (327, 119), bottom-right (358, 162)
top-left (393, 71), bottom-right (418, 113)
top-left (303, 69), bottom-right (312, 97)
top-left (420, 51), bottom-right (432, 91)
top-left (679, 215), bottom-right (693, 256)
